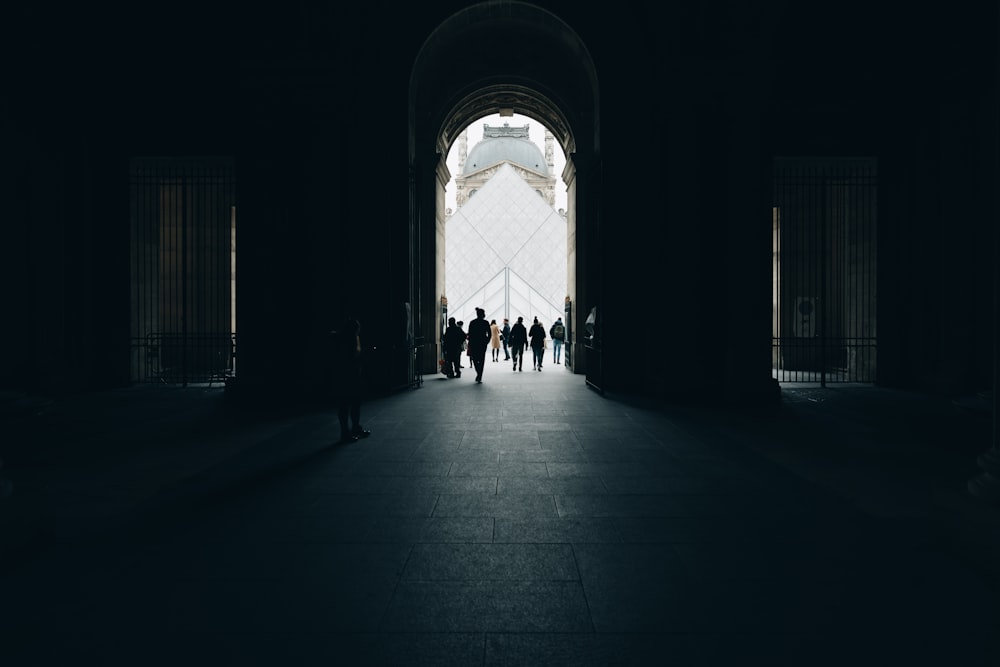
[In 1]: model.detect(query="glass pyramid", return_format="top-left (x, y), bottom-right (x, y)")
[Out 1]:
top-left (446, 163), bottom-right (567, 329)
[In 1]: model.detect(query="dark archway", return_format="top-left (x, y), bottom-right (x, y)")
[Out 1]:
top-left (408, 2), bottom-right (602, 383)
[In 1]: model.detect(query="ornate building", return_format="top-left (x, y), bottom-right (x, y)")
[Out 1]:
top-left (445, 124), bottom-right (566, 330)
top-left (454, 123), bottom-right (557, 208)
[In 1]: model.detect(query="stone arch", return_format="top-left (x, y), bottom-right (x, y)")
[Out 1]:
top-left (408, 1), bottom-right (601, 375)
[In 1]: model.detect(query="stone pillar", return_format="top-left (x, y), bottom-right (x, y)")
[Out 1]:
top-left (968, 41), bottom-right (1000, 501)
top-left (967, 150), bottom-right (1000, 502)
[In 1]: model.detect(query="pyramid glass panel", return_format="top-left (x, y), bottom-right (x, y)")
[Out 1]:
top-left (446, 163), bottom-right (566, 326)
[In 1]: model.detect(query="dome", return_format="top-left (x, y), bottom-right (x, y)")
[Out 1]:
top-left (463, 136), bottom-right (548, 176)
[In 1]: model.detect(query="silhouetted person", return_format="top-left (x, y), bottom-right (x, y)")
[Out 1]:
top-left (549, 317), bottom-right (565, 364)
top-left (490, 319), bottom-right (502, 362)
top-left (467, 307), bottom-right (492, 383)
top-left (501, 318), bottom-right (511, 360)
top-left (509, 316), bottom-right (528, 372)
top-left (332, 315), bottom-right (370, 444)
top-left (442, 316), bottom-right (464, 378)
top-left (529, 317), bottom-right (546, 371)
top-left (456, 320), bottom-right (466, 367)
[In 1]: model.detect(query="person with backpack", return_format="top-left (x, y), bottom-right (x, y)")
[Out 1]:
top-left (549, 317), bottom-right (566, 365)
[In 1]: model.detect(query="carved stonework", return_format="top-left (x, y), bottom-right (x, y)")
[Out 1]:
top-left (457, 130), bottom-right (468, 172)
top-left (441, 84), bottom-right (575, 156)
top-left (456, 158), bottom-right (556, 210)
top-left (483, 123), bottom-right (530, 139)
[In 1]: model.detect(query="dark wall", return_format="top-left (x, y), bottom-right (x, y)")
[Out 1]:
top-left (2, 1), bottom-right (996, 405)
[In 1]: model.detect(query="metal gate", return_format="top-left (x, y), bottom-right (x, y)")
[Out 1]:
top-left (772, 157), bottom-right (877, 384)
top-left (130, 157), bottom-right (236, 385)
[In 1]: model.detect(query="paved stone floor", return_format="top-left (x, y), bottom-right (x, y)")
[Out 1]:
top-left (1, 362), bottom-right (999, 666)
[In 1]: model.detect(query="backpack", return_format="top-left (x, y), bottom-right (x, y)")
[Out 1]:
top-left (552, 324), bottom-right (565, 340)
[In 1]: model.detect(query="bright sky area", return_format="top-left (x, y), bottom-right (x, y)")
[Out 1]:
top-left (445, 112), bottom-right (568, 214)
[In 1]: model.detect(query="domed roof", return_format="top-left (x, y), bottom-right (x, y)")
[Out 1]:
top-left (463, 126), bottom-right (548, 176)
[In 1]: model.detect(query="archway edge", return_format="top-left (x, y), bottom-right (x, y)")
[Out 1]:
top-left (438, 83), bottom-right (575, 158)
top-left (407, 1), bottom-right (602, 380)
top-left (408, 1), bottom-right (599, 164)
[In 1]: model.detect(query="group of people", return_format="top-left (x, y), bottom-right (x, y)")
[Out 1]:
top-left (442, 310), bottom-right (566, 381)
top-left (327, 309), bottom-right (567, 445)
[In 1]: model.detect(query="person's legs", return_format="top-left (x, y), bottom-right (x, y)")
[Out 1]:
top-left (339, 396), bottom-right (359, 443)
top-left (503, 341), bottom-right (510, 360)
top-left (350, 398), bottom-right (369, 438)
top-left (554, 340), bottom-right (562, 363)
top-left (338, 402), bottom-right (352, 441)
top-left (473, 352), bottom-right (486, 382)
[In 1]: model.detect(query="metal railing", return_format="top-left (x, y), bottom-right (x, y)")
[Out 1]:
top-left (772, 157), bottom-right (877, 384)
top-left (131, 332), bottom-right (236, 386)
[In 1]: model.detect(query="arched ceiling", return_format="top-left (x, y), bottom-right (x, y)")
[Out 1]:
top-left (409, 2), bottom-right (599, 165)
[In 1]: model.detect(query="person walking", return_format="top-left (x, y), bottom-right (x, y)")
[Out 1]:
top-left (501, 318), bottom-right (511, 360)
top-left (455, 321), bottom-right (466, 368)
top-left (467, 307), bottom-right (492, 383)
top-left (332, 315), bottom-right (371, 444)
top-left (529, 317), bottom-right (547, 371)
top-left (442, 317), bottom-right (465, 378)
top-left (509, 316), bottom-right (528, 372)
top-left (549, 317), bottom-right (565, 365)
top-left (489, 319), bottom-right (502, 362)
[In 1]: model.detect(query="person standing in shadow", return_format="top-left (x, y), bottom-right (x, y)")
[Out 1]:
top-left (442, 316), bottom-right (465, 378)
top-left (509, 316), bottom-right (528, 372)
top-left (332, 315), bottom-right (371, 444)
top-left (467, 307), bottom-right (492, 383)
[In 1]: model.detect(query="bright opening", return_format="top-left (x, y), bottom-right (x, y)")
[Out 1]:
top-left (443, 113), bottom-right (569, 339)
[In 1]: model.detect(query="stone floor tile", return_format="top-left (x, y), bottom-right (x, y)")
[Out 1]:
top-left (484, 632), bottom-right (698, 667)
top-left (498, 476), bottom-right (607, 495)
top-left (383, 475), bottom-right (498, 494)
top-left (309, 493), bottom-right (440, 517)
top-left (450, 462), bottom-right (548, 477)
top-left (381, 581), bottom-right (592, 633)
top-left (545, 462), bottom-right (605, 478)
top-left (420, 517), bottom-right (497, 543)
top-left (555, 494), bottom-right (683, 517)
top-left (500, 448), bottom-right (587, 463)
top-left (613, 516), bottom-right (757, 544)
top-left (402, 543), bottom-right (579, 581)
top-left (302, 475), bottom-right (397, 494)
top-left (572, 543), bottom-right (696, 633)
top-left (493, 517), bottom-right (622, 544)
top-left (432, 494), bottom-right (559, 518)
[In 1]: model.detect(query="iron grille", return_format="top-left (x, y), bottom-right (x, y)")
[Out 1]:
top-left (129, 157), bottom-right (236, 385)
top-left (773, 157), bottom-right (877, 384)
